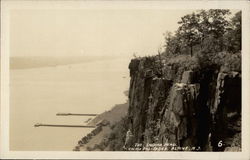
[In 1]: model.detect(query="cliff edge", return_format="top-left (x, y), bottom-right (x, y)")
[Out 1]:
top-left (126, 55), bottom-right (241, 151)
top-left (74, 53), bottom-right (241, 152)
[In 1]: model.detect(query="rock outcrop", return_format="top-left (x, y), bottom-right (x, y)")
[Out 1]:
top-left (211, 72), bottom-right (241, 151)
top-left (126, 57), bottom-right (241, 151)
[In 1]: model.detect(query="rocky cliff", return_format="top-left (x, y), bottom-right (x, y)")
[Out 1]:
top-left (126, 56), bottom-right (241, 151)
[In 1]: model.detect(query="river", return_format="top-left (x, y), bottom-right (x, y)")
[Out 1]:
top-left (10, 57), bottom-right (130, 151)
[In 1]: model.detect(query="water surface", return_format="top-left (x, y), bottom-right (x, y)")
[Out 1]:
top-left (10, 57), bottom-right (130, 151)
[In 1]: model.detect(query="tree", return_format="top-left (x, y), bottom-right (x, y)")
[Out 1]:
top-left (206, 9), bottom-right (231, 51)
top-left (223, 11), bottom-right (241, 53)
top-left (163, 9), bottom-right (236, 56)
top-left (177, 13), bottom-right (200, 56)
top-left (193, 9), bottom-right (231, 53)
top-left (163, 31), bottom-right (181, 55)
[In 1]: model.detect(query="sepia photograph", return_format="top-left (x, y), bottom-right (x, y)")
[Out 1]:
top-left (1, 0), bottom-right (250, 159)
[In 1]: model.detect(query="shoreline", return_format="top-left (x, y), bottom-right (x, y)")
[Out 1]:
top-left (73, 92), bottom-right (129, 151)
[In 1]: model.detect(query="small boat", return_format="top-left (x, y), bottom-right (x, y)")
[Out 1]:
top-left (56, 113), bottom-right (98, 116)
top-left (34, 123), bottom-right (41, 127)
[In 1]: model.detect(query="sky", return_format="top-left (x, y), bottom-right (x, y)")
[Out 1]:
top-left (10, 9), bottom-right (237, 58)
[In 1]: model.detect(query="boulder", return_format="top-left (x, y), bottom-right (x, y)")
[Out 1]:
top-left (181, 70), bottom-right (195, 84)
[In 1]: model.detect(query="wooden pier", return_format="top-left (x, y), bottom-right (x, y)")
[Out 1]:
top-left (34, 123), bottom-right (96, 128)
top-left (56, 113), bottom-right (98, 116)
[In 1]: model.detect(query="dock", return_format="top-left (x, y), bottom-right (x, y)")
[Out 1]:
top-left (34, 123), bottom-right (96, 128)
top-left (56, 113), bottom-right (98, 116)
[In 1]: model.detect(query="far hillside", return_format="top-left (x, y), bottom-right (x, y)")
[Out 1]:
top-left (10, 56), bottom-right (118, 69)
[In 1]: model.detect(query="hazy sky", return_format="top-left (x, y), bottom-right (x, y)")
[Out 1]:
top-left (10, 9), bottom-right (236, 57)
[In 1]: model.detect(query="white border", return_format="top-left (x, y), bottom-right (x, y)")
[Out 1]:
top-left (1, 0), bottom-right (250, 159)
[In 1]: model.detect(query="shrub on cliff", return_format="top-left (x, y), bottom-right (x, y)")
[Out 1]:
top-left (196, 51), bottom-right (241, 73)
top-left (166, 55), bottom-right (200, 71)
top-left (160, 50), bottom-right (241, 84)
top-left (163, 54), bottom-right (200, 82)
top-left (220, 52), bottom-right (241, 72)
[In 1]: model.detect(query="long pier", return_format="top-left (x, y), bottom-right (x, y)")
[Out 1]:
top-left (34, 123), bottom-right (96, 128)
top-left (56, 113), bottom-right (98, 116)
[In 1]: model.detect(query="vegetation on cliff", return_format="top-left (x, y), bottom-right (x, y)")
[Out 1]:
top-left (164, 10), bottom-right (241, 56)
top-left (161, 10), bottom-right (241, 82)
top-left (162, 10), bottom-right (241, 83)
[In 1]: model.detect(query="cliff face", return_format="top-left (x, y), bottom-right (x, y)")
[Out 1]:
top-left (127, 57), bottom-right (241, 151)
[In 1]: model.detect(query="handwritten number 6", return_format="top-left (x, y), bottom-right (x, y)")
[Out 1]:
top-left (218, 140), bottom-right (223, 147)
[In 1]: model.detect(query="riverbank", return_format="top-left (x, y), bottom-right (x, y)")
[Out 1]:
top-left (73, 100), bottom-right (129, 151)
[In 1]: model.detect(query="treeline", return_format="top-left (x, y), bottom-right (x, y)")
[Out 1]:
top-left (164, 10), bottom-right (241, 56)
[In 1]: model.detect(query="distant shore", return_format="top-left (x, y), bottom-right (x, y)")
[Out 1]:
top-left (10, 56), bottom-right (126, 69)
